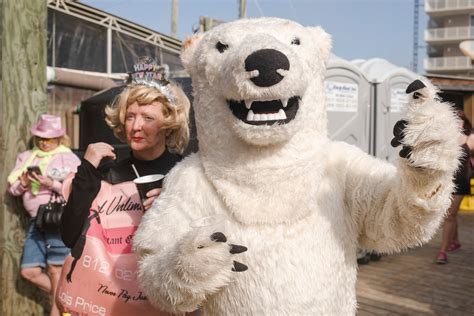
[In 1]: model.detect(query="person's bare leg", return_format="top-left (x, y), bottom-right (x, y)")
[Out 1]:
top-left (440, 195), bottom-right (462, 252)
top-left (48, 265), bottom-right (63, 316)
top-left (452, 220), bottom-right (459, 245)
top-left (20, 267), bottom-right (51, 293)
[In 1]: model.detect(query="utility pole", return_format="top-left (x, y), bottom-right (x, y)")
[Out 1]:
top-left (0, 0), bottom-right (48, 314)
top-left (412, 0), bottom-right (420, 73)
top-left (239, 0), bottom-right (247, 18)
top-left (171, 0), bottom-right (178, 38)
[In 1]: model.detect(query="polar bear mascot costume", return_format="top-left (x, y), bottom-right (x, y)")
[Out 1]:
top-left (134, 18), bottom-right (461, 315)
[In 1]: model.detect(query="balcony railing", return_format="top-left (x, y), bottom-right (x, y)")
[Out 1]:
top-left (424, 56), bottom-right (474, 71)
top-left (425, 26), bottom-right (474, 41)
top-left (426, 0), bottom-right (474, 12)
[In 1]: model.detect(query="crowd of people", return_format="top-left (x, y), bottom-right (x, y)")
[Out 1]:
top-left (6, 57), bottom-right (473, 314)
top-left (7, 57), bottom-right (191, 315)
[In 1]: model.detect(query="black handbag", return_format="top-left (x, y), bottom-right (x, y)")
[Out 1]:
top-left (35, 192), bottom-right (65, 231)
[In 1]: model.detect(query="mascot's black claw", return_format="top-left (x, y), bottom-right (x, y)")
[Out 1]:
top-left (391, 120), bottom-right (408, 148)
top-left (393, 120), bottom-right (408, 138)
top-left (406, 79), bottom-right (426, 94)
top-left (232, 261), bottom-right (248, 272)
top-left (390, 137), bottom-right (401, 148)
top-left (210, 232), bottom-right (227, 243)
top-left (229, 244), bottom-right (248, 254)
top-left (399, 146), bottom-right (412, 159)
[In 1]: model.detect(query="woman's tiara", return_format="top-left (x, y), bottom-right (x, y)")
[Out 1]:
top-left (127, 56), bottom-right (176, 105)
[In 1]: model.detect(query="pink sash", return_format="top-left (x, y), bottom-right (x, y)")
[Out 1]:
top-left (56, 178), bottom-right (172, 316)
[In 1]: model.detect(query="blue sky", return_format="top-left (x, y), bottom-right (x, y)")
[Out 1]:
top-left (82, 0), bottom-right (427, 73)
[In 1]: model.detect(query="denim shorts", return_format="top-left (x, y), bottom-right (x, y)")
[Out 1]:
top-left (20, 219), bottom-right (70, 269)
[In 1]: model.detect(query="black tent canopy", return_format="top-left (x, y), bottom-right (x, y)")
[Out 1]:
top-left (79, 85), bottom-right (127, 149)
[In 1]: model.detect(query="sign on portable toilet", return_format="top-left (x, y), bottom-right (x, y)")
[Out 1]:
top-left (325, 55), bottom-right (372, 154)
top-left (352, 58), bottom-right (420, 163)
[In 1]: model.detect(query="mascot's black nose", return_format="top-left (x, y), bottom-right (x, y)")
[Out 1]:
top-left (245, 49), bottom-right (290, 87)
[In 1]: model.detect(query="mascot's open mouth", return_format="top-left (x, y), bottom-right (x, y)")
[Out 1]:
top-left (227, 96), bottom-right (300, 126)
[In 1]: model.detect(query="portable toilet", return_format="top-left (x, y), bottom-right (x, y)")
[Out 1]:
top-left (352, 58), bottom-right (419, 162)
top-left (325, 54), bottom-right (372, 154)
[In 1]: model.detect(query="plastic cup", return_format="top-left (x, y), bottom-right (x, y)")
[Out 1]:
top-left (133, 174), bottom-right (164, 203)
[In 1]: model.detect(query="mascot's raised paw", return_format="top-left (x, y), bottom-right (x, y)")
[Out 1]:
top-left (390, 79), bottom-right (460, 171)
top-left (175, 227), bottom-right (248, 287)
top-left (390, 79), bottom-right (430, 158)
top-left (202, 232), bottom-right (248, 272)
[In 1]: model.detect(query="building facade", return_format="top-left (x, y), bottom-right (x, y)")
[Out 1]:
top-left (425, 0), bottom-right (474, 76)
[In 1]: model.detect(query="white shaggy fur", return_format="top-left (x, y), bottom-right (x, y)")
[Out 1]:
top-left (134, 18), bottom-right (461, 315)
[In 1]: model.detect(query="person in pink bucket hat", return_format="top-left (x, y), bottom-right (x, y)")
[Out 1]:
top-left (7, 114), bottom-right (80, 316)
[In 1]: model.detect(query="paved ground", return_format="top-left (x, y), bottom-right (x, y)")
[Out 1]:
top-left (356, 213), bottom-right (474, 316)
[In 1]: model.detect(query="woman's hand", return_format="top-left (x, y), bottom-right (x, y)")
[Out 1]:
top-left (30, 172), bottom-right (54, 189)
top-left (20, 172), bottom-right (31, 188)
top-left (142, 188), bottom-right (161, 211)
top-left (84, 142), bottom-right (116, 168)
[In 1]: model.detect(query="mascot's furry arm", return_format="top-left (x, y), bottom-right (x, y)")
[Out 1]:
top-left (344, 79), bottom-right (461, 253)
top-left (133, 158), bottom-right (247, 313)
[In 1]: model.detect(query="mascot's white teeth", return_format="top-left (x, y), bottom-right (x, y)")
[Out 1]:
top-left (278, 108), bottom-right (286, 118)
top-left (247, 110), bottom-right (255, 121)
top-left (228, 96), bottom-right (300, 126)
top-left (246, 109), bottom-right (287, 121)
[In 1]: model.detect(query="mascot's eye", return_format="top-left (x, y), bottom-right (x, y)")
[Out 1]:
top-left (291, 38), bottom-right (301, 45)
top-left (216, 41), bottom-right (229, 53)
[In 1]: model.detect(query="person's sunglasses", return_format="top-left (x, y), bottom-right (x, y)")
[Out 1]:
top-left (37, 137), bottom-right (57, 144)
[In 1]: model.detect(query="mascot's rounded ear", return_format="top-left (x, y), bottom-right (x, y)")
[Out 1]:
top-left (181, 34), bottom-right (204, 75)
top-left (307, 26), bottom-right (332, 64)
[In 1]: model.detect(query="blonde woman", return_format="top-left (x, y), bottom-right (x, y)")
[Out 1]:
top-left (56, 57), bottom-right (190, 315)
top-left (7, 114), bottom-right (81, 316)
